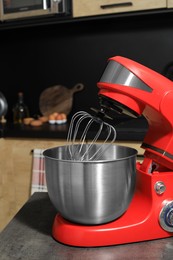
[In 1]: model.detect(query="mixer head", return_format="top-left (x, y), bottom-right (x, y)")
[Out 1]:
top-left (97, 58), bottom-right (153, 120)
top-left (97, 56), bottom-right (173, 170)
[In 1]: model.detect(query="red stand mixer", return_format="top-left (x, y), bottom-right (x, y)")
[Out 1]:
top-left (50, 56), bottom-right (173, 246)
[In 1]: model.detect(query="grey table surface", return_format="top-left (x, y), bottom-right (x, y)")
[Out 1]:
top-left (1, 192), bottom-right (173, 260)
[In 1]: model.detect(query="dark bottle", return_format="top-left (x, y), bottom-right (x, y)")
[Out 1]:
top-left (13, 92), bottom-right (29, 124)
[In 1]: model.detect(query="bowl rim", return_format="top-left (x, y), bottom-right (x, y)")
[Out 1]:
top-left (43, 144), bottom-right (138, 163)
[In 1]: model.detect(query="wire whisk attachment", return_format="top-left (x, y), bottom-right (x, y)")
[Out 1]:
top-left (66, 111), bottom-right (116, 161)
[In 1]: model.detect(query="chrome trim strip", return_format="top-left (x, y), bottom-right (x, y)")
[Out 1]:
top-left (100, 60), bottom-right (153, 93)
top-left (142, 143), bottom-right (173, 160)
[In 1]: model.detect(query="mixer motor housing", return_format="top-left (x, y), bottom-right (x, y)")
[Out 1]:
top-left (49, 56), bottom-right (173, 246)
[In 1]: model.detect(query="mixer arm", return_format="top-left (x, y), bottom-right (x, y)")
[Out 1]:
top-left (97, 56), bottom-right (173, 170)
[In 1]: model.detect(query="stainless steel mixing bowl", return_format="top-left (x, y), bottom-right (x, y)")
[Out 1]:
top-left (43, 144), bottom-right (137, 225)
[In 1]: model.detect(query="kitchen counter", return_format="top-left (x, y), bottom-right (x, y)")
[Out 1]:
top-left (1, 192), bottom-right (173, 260)
top-left (0, 116), bottom-right (148, 141)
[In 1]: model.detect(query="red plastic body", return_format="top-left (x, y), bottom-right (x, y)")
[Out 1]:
top-left (98, 56), bottom-right (173, 170)
top-left (51, 56), bottom-right (173, 247)
top-left (52, 162), bottom-right (173, 247)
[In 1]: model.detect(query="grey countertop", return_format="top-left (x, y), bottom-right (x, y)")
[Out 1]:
top-left (1, 192), bottom-right (173, 260)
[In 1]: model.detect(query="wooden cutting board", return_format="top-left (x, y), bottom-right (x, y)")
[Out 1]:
top-left (39, 83), bottom-right (84, 116)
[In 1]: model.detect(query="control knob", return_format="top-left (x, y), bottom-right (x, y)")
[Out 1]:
top-left (159, 201), bottom-right (173, 232)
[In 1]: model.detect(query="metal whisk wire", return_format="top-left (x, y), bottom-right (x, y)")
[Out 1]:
top-left (66, 111), bottom-right (92, 159)
top-left (89, 120), bottom-right (116, 161)
top-left (66, 111), bottom-right (117, 161)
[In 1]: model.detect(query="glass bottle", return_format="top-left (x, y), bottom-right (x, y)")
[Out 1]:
top-left (13, 92), bottom-right (30, 124)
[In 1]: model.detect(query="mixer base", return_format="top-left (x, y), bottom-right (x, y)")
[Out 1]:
top-left (52, 167), bottom-right (173, 247)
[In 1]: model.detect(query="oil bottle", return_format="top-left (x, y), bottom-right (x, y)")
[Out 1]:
top-left (13, 92), bottom-right (30, 124)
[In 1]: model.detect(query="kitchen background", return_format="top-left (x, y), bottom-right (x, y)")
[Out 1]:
top-left (1, 11), bottom-right (173, 122)
top-left (1, 1), bottom-right (173, 232)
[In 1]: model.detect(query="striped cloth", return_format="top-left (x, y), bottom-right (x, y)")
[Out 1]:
top-left (31, 149), bottom-right (47, 195)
